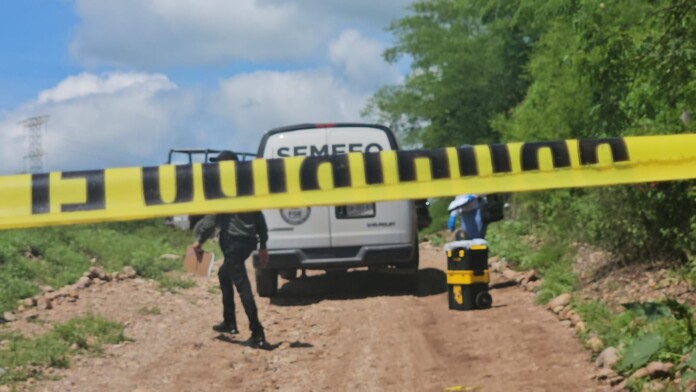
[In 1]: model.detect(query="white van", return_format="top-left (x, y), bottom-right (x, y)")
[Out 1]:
top-left (253, 123), bottom-right (421, 297)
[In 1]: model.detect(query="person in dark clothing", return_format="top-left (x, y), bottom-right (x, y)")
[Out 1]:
top-left (192, 150), bottom-right (269, 348)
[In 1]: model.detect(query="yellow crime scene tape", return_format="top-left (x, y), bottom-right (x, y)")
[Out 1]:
top-left (1, 134), bottom-right (695, 230)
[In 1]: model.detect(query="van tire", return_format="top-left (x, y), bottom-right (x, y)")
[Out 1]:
top-left (255, 268), bottom-right (278, 297)
top-left (279, 269), bottom-right (298, 280)
top-left (401, 236), bottom-right (420, 293)
top-left (408, 237), bottom-right (420, 270)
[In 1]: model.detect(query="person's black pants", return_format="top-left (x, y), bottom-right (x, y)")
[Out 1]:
top-left (218, 242), bottom-right (263, 334)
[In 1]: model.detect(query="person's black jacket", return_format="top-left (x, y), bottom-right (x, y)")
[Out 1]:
top-left (195, 212), bottom-right (268, 252)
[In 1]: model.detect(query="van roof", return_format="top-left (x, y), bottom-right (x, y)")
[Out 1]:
top-left (257, 123), bottom-right (398, 156)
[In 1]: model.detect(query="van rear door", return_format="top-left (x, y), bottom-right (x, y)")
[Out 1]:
top-left (325, 126), bottom-right (415, 247)
top-left (261, 128), bottom-right (331, 250)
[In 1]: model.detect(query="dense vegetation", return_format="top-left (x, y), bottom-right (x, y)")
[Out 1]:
top-left (368, 0), bottom-right (695, 265)
top-left (374, 0), bottom-right (695, 386)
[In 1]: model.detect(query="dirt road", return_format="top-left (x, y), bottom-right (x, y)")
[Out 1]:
top-left (28, 244), bottom-right (601, 391)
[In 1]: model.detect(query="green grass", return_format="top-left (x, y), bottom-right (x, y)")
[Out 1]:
top-left (486, 219), bottom-right (532, 265)
top-left (0, 219), bottom-right (195, 313)
top-left (487, 220), bottom-right (576, 304)
top-left (574, 300), bottom-right (642, 346)
top-left (158, 273), bottom-right (196, 293)
top-left (573, 299), bottom-right (696, 388)
top-left (0, 314), bottom-right (128, 384)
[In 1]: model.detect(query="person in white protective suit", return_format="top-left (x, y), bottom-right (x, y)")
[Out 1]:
top-left (447, 194), bottom-right (488, 239)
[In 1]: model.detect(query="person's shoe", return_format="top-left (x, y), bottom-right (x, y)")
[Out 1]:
top-left (251, 330), bottom-right (267, 348)
top-left (212, 321), bottom-right (239, 334)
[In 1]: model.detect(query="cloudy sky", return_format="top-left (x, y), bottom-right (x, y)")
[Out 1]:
top-left (0, 0), bottom-right (412, 174)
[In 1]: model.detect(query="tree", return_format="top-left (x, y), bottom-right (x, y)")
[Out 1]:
top-left (370, 0), bottom-right (696, 263)
top-left (364, 0), bottom-right (533, 147)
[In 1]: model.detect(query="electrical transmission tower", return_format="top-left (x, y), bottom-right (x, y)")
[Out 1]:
top-left (19, 115), bottom-right (49, 174)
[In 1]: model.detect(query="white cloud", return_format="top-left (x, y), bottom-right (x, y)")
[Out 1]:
top-left (71, 0), bottom-right (327, 67)
top-left (0, 73), bottom-right (192, 174)
top-left (213, 31), bottom-right (401, 145)
top-left (70, 0), bottom-right (414, 68)
top-left (0, 31), bottom-right (404, 174)
top-left (0, 66), bottom-right (373, 174)
top-left (215, 69), bottom-right (367, 144)
top-left (38, 72), bottom-right (175, 104)
top-left (329, 29), bottom-right (402, 91)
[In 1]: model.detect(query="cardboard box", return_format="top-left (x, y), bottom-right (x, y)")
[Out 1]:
top-left (183, 246), bottom-right (215, 277)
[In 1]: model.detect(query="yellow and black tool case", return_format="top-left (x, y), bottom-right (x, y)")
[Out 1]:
top-left (445, 240), bottom-right (492, 310)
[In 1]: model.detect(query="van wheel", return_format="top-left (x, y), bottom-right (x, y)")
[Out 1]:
top-left (279, 269), bottom-right (298, 280)
top-left (326, 268), bottom-right (348, 275)
top-left (255, 268), bottom-right (278, 297)
top-left (396, 235), bottom-right (420, 270)
top-left (401, 236), bottom-right (420, 293)
top-left (408, 237), bottom-right (420, 270)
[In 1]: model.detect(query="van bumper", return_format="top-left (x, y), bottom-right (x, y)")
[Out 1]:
top-left (252, 244), bottom-right (415, 270)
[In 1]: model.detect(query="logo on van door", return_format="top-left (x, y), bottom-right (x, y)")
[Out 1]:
top-left (277, 143), bottom-right (383, 157)
top-left (280, 207), bottom-right (311, 225)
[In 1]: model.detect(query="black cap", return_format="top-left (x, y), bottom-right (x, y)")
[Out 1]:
top-left (210, 150), bottom-right (238, 162)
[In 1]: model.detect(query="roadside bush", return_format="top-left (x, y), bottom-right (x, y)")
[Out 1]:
top-left (582, 182), bottom-right (696, 265)
top-left (419, 198), bottom-right (450, 236)
top-left (518, 181), bottom-right (695, 264)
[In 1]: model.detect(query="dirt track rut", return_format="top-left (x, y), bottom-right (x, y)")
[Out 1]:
top-left (26, 244), bottom-right (602, 391)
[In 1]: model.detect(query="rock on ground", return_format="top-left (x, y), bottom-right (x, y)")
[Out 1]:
top-left (2, 312), bottom-right (16, 322)
top-left (629, 362), bottom-right (674, 380)
top-left (547, 293), bottom-right (572, 309)
top-left (596, 347), bottom-right (620, 369)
